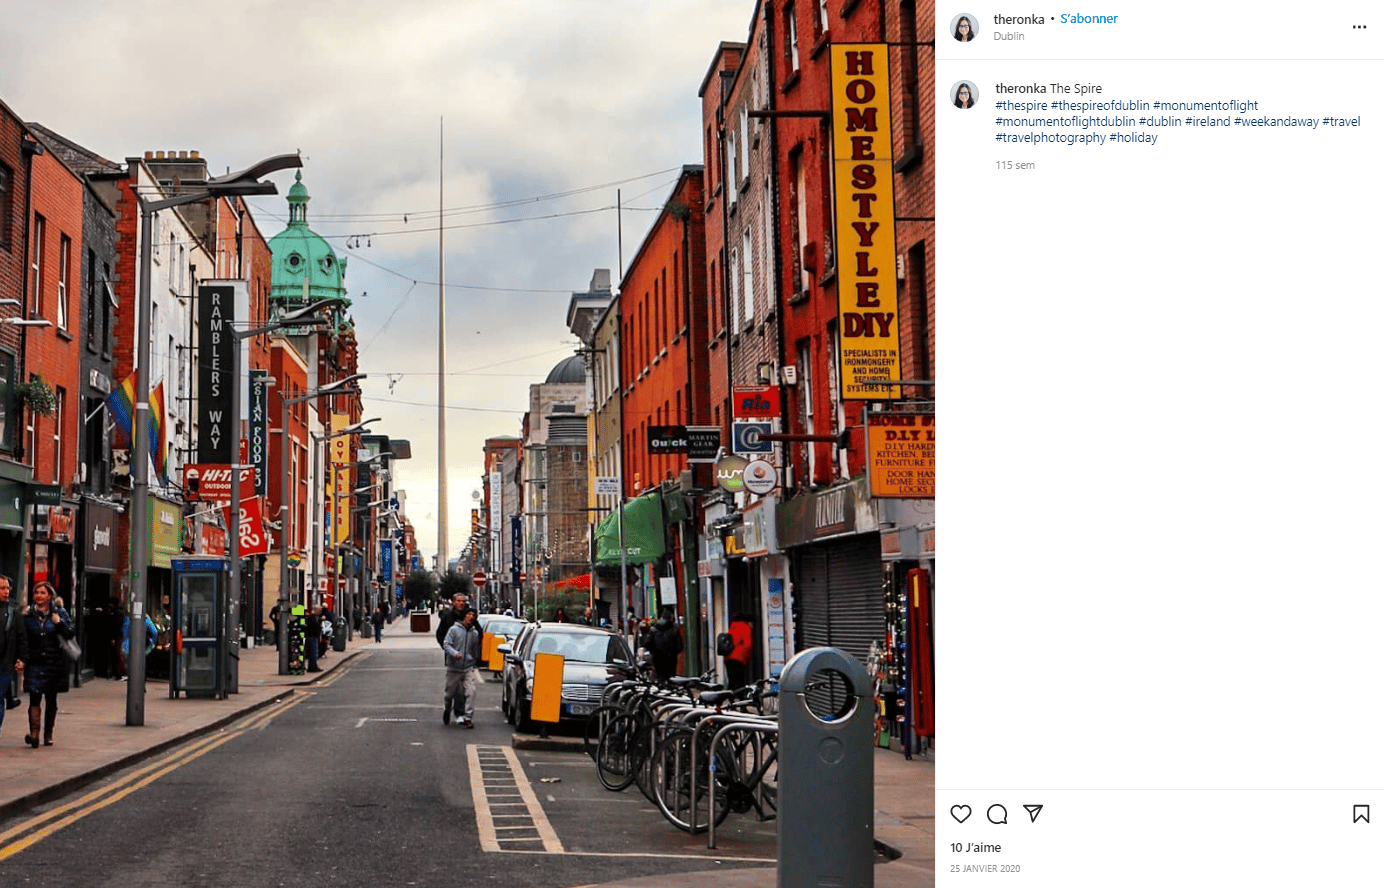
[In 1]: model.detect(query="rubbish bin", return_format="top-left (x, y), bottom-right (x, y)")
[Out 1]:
top-left (409, 610), bottom-right (431, 632)
top-left (778, 646), bottom-right (874, 888)
top-left (332, 616), bottom-right (347, 651)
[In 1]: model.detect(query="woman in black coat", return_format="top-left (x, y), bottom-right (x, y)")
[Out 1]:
top-left (22, 581), bottom-right (74, 748)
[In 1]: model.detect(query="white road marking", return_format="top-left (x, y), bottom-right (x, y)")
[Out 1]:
top-left (468, 744), bottom-right (564, 854)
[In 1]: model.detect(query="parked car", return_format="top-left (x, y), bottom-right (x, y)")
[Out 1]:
top-left (477, 615), bottom-right (528, 679)
top-left (500, 624), bottom-right (635, 732)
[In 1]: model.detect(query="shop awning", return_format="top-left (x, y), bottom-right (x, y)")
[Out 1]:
top-left (594, 493), bottom-right (666, 565)
top-left (551, 572), bottom-right (592, 590)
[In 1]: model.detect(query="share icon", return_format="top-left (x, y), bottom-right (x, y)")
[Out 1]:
top-left (1023, 804), bottom-right (1043, 823)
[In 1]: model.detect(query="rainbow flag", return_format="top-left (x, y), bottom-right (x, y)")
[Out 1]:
top-left (149, 381), bottom-right (168, 484)
top-left (106, 371), bottom-right (137, 449)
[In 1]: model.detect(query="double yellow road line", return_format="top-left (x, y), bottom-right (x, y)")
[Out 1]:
top-left (0, 692), bottom-right (311, 861)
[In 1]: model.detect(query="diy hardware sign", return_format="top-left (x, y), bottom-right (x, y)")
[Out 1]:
top-left (831, 45), bottom-right (902, 400)
top-left (865, 411), bottom-right (934, 498)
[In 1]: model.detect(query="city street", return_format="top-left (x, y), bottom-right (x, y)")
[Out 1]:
top-left (0, 629), bottom-right (781, 886)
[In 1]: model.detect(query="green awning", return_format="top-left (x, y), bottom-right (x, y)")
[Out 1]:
top-left (594, 493), bottom-right (666, 566)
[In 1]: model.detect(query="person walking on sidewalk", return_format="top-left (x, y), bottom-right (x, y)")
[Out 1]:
top-left (442, 608), bottom-right (481, 728)
top-left (0, 576), bottom-right (28, 740)
top-left (118, 609), bottom-right (158, 681)
top-left (649, 608), bottom-right (683, 684)
top-left (372, 602), bottom-right (387, 643)
top-left (304, 605), bottom-right (322, 672)
top-left (722, 612), bottom-right (754, 691)
top-left (21, 581), bottom-right (74, 748)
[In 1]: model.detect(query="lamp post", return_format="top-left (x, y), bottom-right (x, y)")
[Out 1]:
top-left (276, 374), bottom-right (364, 674)
top-left (127, 152), bottom-right (302, 727)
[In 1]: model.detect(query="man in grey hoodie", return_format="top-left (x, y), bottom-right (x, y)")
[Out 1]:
top-left (442, 608), bottom-right (481, 728)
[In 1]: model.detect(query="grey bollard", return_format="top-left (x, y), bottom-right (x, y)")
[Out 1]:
top-left (778, 647), bottom-right (874, 888)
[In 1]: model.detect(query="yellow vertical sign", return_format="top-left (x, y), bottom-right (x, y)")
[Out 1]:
top-left (831, 44), bottom-right (902, 400)
top-left (531, 652), bottom-right (564, 724)
top-left (331, 414), bottom-right (351, 546)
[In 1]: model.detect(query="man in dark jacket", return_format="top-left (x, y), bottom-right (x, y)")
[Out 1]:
top-left (435, 592), bottom-right (469, 648)
top-left (649, 608), bottom-right (683, 683)
top-left (0, 575), bottom-right (29, 739)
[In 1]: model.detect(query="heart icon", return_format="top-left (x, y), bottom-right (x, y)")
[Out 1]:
top-left (950, 805), bottom-right (972, 823)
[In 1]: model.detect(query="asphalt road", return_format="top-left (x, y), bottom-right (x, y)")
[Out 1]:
top-left (0, 638), bottom-right (775, 887)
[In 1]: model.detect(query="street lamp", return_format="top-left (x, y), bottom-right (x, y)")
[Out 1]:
top-left (127, 152), bottom-right (302, 727)
top-left (276, 373), bottom-right (364, 673)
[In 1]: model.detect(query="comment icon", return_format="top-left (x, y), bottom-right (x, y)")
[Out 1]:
top-left (987, 804), bottom-right (1008, 824)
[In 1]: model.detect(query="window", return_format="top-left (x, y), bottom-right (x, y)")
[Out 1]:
top-left (0, 163), bottom-right (12, 248)
top-left (784, 4), bottom-right (800, 73)
top-left (26, 376), bottom-right (37, 467)
top-left (739, 106), bottom-right (749, 183)
top-left (57, 234), bottom-right (71, 330)
top-left (31, 214), bottom-right (46, 316)
top-left (790, 149), bottom-right (809, 296)
top-left (729, 248), bottom-right (741, 332)
top-left (899, 1), bottom-right (923, 155)
top-left (101, 264), bottom-right (113, 357)
top-left (743, 229), bottom-right (755, 327)
top-left (52, 387), bottom-right (65, 485)
top-left (725, 126), bottom-right (737, 209)
top-left (0, 350), bottom-right (13, 450)
top-left (763, 180), bottom-right (777, 304)
top-left (86, 249), bottom-right (98, 350)
top-left (817, 0), bottom-right (829, 35)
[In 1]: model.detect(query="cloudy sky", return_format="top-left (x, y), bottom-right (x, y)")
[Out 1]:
top-left (2, 0), bottom-right (756, 562)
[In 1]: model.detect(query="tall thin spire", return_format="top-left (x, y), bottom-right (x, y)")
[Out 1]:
top-left (437, 117), bottom-right (449, 571)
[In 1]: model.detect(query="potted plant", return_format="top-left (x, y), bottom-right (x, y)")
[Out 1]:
top-left (13, 376), bottom-right (57, 417)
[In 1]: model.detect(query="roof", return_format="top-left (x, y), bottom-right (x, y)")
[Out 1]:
top-left (545, 354), bottom-right (586, 384)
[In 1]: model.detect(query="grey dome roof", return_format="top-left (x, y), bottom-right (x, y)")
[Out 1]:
top-left (545, 355), bottom-right (586, 384)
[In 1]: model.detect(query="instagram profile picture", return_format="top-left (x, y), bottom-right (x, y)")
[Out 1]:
top-left (952, 14), bottom-right (977, 42)
top-left (952, 81), bottom-right (977, 109)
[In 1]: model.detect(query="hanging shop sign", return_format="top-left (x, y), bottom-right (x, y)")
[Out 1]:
top-left (196, 281), bottom-right (240, 462)
top-left (731, 422), bottom-right (774, 456)
top-left (250, 369), bottom-right (270, 496)
top-left (732, 386), bottom-right (781, 419)
top-left (742, 459), bottom-right (778, 496)
top-left (84, 502), bottom-right (118, 573)
top-left (222, 495), bottom-right (270, 556)
top-left (715, 455), bottom-right (748, 493)
top-left (686, 426), bottom-right (722, 463)
top-left (648, 425), bottom-right (689, 453)
top-left (865, 410), bottom-right (935, 498)
top-left (830, 45), bottom-right (902, 400)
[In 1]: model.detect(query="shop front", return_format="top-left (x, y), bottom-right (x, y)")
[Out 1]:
top-left (777, 477), bottom-right (884, 669)
top-left (79, 499), bottom-right (121, 681)
top-left (146, 496), bottom-right (183, 679)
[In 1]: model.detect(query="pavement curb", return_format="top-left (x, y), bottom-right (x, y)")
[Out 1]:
top-left (511, 732), bottom-right (586, 752)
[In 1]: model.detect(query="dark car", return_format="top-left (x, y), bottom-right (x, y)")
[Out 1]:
top-left (500, 624), bottom-right (635, 731)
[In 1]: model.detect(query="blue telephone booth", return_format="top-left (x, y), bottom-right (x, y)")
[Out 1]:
top-left (171, 557), bottom-right (238, 698)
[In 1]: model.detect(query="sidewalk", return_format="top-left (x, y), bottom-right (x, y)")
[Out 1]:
top-left (0, 618), bottom-right (934, 886)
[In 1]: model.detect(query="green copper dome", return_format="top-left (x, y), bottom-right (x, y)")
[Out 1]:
top-left (268, 171), bottom-right (350, 317)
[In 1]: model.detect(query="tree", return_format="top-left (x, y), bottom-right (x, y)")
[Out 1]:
top-left (402, 570), bottom-right (437, 611)
top-left (438, 571), bottom-right (475, 605)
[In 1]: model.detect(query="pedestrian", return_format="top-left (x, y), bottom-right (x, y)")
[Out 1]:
top-left (553, 607), bottom-right (569, 623)
top-left (21, 581), bottom-right (74, 748)
top-left (118, 608), bottom-right (158, 681)
top-left (435, 592), bottom-right (468, 647)
top-left (269, 603), bottom-right (281, 649)
top-left (648, 607), bottom-right (683, 684)
top-left (372, 602), bottom-right (387, 643)
top-left (0, 575), bottom-right (29, 741)
top-left (304, 604), bottom-right (322, 672)
top-left (442, 608), bottom-right (481, 728)
top-left (575, 606), bottom-right (594, 626)
top-left (723, 612), bottom-right (754, 691)
top-left (319, 605), bottom-right (333, 657)
top-left (318, 604), bottom-right (334, 658)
